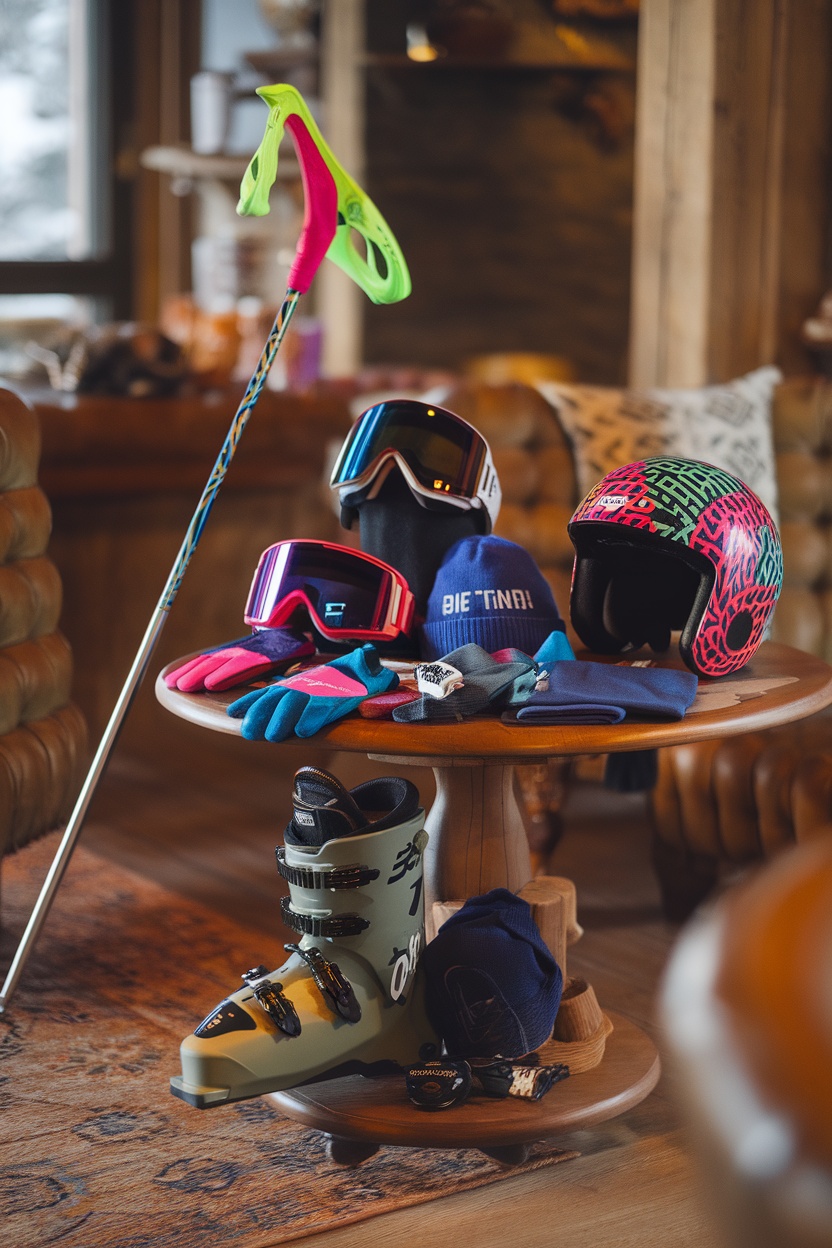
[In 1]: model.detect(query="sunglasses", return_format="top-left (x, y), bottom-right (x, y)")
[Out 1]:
top-left (244, 540), bottom-right (415, 642)
top-left (329, 399), bottom-right (501, 532)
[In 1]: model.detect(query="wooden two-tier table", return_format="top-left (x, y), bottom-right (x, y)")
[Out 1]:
top-left (156, 641), bottom-right (832, 1165)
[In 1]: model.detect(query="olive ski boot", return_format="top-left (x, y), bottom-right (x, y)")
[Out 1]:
top-left (170, 766), bottom-right (439, 1108)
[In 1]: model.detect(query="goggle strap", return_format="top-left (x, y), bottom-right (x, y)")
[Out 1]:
top-left (338, 451), bottom-right (482, 514)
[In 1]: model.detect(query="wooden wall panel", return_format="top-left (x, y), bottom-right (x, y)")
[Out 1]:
top-left (777, 0), bottom-right (832, 376)
top-left (363, 68), bottom-right (636, 383)
top-left (359, 1), bottom-right (638, 384)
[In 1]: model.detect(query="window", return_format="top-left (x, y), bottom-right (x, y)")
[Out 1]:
top-left (0, 0), bottom-right (132, 377)
top-left (1, 0), bottom-right (99, 261)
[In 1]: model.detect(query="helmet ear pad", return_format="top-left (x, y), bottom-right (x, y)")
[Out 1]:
top-left (569, 527), bottom-right (715, 664)
top-left (568, 551), bottom-right (627, 654)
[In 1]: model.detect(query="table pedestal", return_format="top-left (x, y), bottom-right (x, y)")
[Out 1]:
top-left (372, 753), bottom-right (536, 927)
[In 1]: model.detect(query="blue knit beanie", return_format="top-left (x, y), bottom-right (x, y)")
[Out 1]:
top-left (422, 536), bottom-right (563, 660)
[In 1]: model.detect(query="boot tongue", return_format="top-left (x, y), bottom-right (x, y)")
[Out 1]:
top-left (286, 766), bottom-right (371, 847)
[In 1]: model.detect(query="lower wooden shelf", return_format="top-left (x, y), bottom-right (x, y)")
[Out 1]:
top-left (270, 1010), bottom-right (660, 1166)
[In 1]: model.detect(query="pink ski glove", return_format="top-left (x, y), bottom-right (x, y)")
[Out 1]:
top-left (164, 630), bottom-right (315, 693)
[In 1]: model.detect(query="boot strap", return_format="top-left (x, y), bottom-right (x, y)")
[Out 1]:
top-left (280, 897), bottom-right (369, 938)
top-left (240, 966), bottom-right (302, 1037)
top-left (276, 847), bottom-right (379, 890)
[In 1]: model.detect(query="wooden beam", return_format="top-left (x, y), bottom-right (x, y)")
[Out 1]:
top-left (629, 0), bottom-right (831, 388)
top-left (629, 0), bottom-right (716, 388)
top-left (130, 0), bottom-right (201, 322)
top-left (318, 0), bottom-right (366, 376)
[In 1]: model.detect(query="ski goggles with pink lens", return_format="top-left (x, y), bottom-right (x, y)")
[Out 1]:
top-left (244, 540), bottom-right (415, 642)
top-left (329, 399), bottom-right (501, 533)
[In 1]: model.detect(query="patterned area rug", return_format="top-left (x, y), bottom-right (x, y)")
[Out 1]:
top-left (0, 834), bottom-right (576, 1248)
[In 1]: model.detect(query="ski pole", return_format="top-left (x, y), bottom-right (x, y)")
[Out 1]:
top-left (0, 84), bottom-right (411, 1013)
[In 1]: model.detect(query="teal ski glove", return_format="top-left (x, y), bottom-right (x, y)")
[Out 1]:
top-left (227, 644), bottom-right (397, 742)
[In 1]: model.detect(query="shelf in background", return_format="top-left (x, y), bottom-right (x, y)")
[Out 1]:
top-left (140, 143), bottom-right (300, 184)
top-left (362, 52), bottom-right (634, 74)
top-left (29, 386), bottom-right (351, 499)
top-left (244, 48), bottom-right (319, 77)
top-left (363, 18), bottom-right (635, 76)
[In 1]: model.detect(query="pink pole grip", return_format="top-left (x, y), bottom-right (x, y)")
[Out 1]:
top-left (285, 115), bottom-right (338, 293)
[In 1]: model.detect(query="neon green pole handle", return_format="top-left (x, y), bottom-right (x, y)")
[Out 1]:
top-left (238, 83), bottom-right (411, 305)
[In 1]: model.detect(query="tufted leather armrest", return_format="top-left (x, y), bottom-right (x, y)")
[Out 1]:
top-left (0, 388), bottom-right (87, 861)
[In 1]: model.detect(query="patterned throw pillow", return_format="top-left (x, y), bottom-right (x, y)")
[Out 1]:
top-left (536, 366), bottom-right (782, 521)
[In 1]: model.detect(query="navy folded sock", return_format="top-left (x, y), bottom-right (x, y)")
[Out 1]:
top-left (511, 702), bottom-right (626, 725)
top-left (506, 660), bottom-right (698, 725)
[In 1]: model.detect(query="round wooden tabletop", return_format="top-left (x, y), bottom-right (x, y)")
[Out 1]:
top-left (156, 641), bottom-right (832, 761)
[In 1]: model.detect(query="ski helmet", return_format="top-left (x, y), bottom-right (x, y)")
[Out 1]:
top-left (567, 457), bottom-right (783, 678)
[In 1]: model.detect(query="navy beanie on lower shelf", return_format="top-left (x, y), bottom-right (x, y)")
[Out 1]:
top-left (421, 535), bottom-right (563, 661)
top-left (422, 888), bottom-right (563, 1061)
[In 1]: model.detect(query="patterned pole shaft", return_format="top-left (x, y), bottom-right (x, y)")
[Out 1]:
top-left (162, 288), bottom-right (301, 609)
top-left (0, 289), bottom-right (301, 1013)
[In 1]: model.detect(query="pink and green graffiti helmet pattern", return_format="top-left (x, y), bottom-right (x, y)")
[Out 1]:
top-left (568, 457), bottom-right (783, 677)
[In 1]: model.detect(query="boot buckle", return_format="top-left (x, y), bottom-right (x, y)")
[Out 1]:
top-left (285, 943), bottom-right (362, 1023)
top-left (280, 897), bottom-right (370, 938)
top-left (275, 848), bottom-right (379, 890)
top-left (241, 965), bottom-right (302, 1037)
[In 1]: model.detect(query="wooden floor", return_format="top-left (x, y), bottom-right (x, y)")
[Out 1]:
top-left (77, 727), bottom-right (721, 1248)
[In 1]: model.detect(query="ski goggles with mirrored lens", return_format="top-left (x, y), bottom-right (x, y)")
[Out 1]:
top-left (244, 540), bottom-right (415, 642)
top-left (329, 400), bottom-right (501, 532)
